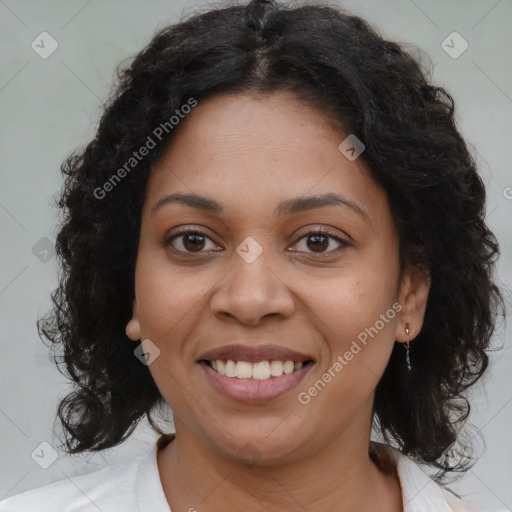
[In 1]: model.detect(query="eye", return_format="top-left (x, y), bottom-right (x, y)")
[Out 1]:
top-left (162, 228), bottom-right (220, 254)
top-left (290, 228), bottom-right (350, 256)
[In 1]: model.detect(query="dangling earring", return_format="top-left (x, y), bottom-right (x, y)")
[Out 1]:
top-left (404, 323), bottom-right (412, 372)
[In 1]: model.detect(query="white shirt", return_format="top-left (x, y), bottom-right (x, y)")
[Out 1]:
top-left (0, 438), bottom-right (508, 512)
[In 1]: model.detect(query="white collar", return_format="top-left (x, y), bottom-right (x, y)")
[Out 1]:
top-left (380, 443), bottom-right (457, 512)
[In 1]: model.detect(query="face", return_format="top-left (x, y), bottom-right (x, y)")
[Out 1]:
top-left (126, 91), bottom-right (430, 464)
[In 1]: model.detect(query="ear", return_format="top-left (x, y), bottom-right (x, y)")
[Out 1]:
top-left (125, 299), bottom-right (141, 341)
top-left (394, 261), bottom-right (431, 343)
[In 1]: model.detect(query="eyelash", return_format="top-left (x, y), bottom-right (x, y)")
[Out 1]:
top-left (162, 227), bottom-right (350, 257)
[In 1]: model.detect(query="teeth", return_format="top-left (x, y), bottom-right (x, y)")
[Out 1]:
top-left (252, 361), bottom-right (271, 380)
top-left (235, 361), bottom-right (253, 379)
top-left (209, 359), bottom-right (308, 380)
top-left (225, 359), bottom-right (236, 377)
top-left (270, 360), bottom-right (284, 377)
top-left (283, 361), bottom-right (294, 374)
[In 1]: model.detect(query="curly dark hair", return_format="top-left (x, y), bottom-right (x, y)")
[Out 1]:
top-left (38, 0), bottom-right (504, 480)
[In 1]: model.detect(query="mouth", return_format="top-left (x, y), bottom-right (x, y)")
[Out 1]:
top-left (198, 359), bottom-right (315, 404)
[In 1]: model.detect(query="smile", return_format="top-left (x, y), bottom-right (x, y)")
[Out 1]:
top-left (199, 359), bottom-right (314, 403)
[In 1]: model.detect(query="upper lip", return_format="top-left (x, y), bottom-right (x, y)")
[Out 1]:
top-left (197, 344), bottom-right (315, 363)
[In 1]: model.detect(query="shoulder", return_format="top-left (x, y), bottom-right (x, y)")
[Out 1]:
top-left (372, 442), bottom-right (510, 512)
top-left (0, 451), bottom-right (142, 512)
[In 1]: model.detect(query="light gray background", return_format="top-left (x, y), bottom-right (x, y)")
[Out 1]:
top-left (1, 0), bottom-right (511, 508)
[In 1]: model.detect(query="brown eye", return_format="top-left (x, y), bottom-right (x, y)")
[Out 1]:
top-left (290, 229), bottom-right (350, 255)
top-left (182, 233), bottom-right (206, 252)
top-left (307, 233), bottom-right (330, 252)
top-left (163, 229), bottom-right (218, 254)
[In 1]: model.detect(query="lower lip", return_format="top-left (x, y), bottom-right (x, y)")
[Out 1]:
top-left (200, 362), bottom-right (314, 404)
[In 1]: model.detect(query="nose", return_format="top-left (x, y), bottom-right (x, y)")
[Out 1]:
top-left (210, 252), bottom-right (295, 327)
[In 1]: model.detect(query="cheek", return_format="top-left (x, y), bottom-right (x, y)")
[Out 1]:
top-left (321, 287), bottom-right (398, 358)
top-left (134, 250), bottom-right (205, 339)
top-left (299, 280), bottom-right (399, 425)
top-left (319, 259), bottom-right (398, 321)
top-left (309, 252), bottom-right (400, 373)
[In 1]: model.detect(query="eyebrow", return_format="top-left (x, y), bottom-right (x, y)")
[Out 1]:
top-left (150, 192), bottom-right (369, 221)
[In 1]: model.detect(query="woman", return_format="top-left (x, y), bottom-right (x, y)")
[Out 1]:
top-left (0, 0), bottom-right (507, 510)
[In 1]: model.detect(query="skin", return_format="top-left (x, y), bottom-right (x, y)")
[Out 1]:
top-left (126, 91), bottom-right (431, 512)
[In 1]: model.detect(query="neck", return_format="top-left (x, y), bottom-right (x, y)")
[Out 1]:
top-left (157, 421), bottom-right (403, 512)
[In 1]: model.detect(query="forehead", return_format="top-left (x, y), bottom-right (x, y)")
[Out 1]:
top-left (145, 92), bottom-right (390, 230)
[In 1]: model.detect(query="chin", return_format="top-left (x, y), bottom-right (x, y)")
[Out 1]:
top-left (207, 426), bottom-right (310, 467)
